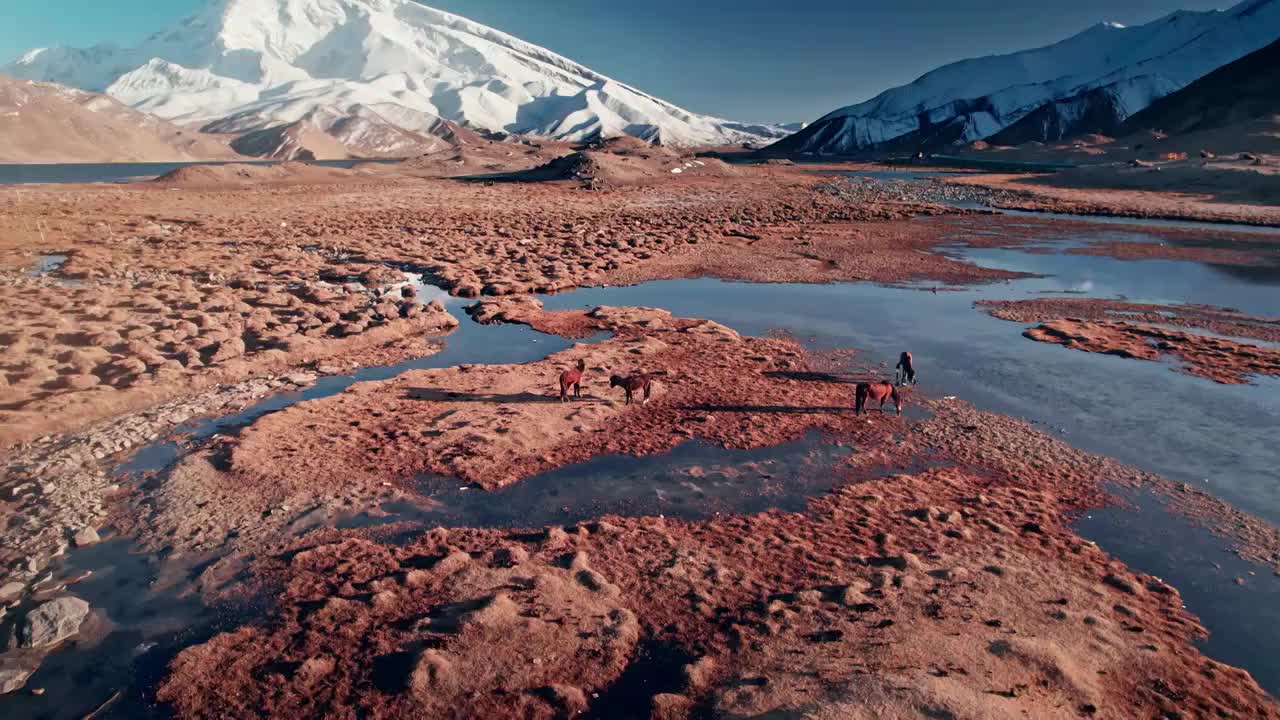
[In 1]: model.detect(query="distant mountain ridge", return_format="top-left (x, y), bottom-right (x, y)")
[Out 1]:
top-left (771, 0), bottom-right (1280, 154)
top-left (1120, 37), bottom-right (1280, 135)
top-left (4, 0), bottom-right (790, 156)
top-left (0, 74), bottom-right (239, 163)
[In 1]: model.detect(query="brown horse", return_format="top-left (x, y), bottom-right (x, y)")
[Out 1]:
top-left (559, 359), bottom-right (586, 402)
top-left (856, 382), bottom-right (902, 416)
top-left (610, 373), bottom-right (660, 405)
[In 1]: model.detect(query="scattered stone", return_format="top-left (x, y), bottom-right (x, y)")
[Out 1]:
top-left (0, 582), bottom-right (24, 604)
top-left (683, 656), bottom-right (717, 692)
top-left (71, 527), bottom-right (100, 548)
top-left (651, 693), bottom-right (694, 719)
top-left (0, 667), bottom-right (33, 695)
top-left (20, 596), bottom-right (91, 648)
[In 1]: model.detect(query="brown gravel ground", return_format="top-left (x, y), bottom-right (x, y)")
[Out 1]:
top-left (942, 171), bottom-right (1280, 227)
top-left (113, 303), bottom-right (906, 574)
top-left (4, 164), bottom-right (1278, 448)
top-left (5, 164), bottom-right (1280, 717)
top-left (0, 167), bottom-right (975, 448)
top-left (145, 302), bottom-right (1280, 719)
top-left (156, 396), bottom-right (1280, 720)
top-left (936, 167), bottom-right (1280, 224)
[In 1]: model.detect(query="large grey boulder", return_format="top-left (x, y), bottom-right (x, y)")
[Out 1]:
top-left (0, 666), bottom-right (33, 695)
top-left (20, 597), bottom-right (90, 648)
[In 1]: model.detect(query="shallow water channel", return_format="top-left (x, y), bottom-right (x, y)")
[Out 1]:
top-left (5, 220), bottom-right (1280, 717)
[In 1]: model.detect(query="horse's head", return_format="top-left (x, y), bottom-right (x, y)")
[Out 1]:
top-left (577, 359), bottom-right (586, 371)
top-left (609, 375), bottom-right (625, 388)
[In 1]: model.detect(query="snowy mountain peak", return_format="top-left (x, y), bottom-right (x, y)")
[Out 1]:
top-left (4, 0), bottom-right (787, 151)
top-left (771, 0), bottom-right (1280, 154)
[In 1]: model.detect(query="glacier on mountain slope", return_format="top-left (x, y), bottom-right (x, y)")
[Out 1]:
top-left (773, 0), bottom-right (1280, 153)
top-left (4, 0), bottom-right (787, 148)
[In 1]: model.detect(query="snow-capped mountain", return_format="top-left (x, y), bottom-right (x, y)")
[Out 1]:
top-left (771, 0), bottom-right (1280, 154)
top-left (1119, 37), bottom-right (1280, 135)
top-left (4, 0), bottom-right (788, 153)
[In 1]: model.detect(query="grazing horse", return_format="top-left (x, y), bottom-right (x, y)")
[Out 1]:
top-left (895, 352), bottom-right (917, 386)
top-left (856, 382), bottom-right (902, 416)
top-left (610, 373), bottom-right (659, 405)
top-left (559, 359), bottom-right (586, 402)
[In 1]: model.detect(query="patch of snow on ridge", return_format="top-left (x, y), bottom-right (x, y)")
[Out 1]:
top-left (773, 0), bottom-right (1280, 153)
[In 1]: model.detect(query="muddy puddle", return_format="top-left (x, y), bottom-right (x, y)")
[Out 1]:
top-left (30, 254), bottom-right (67, 276)
top-left (341, 431), bottom-right (857, 536)
top-left (1079, 488), bottom-right (1280, 693)
top-left (6, 221), bottom-right (1280, 715)
top-left (0, 538), bottom-right (264, 720)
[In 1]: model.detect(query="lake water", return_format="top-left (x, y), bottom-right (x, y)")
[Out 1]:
top-left (0, 159), bottom-right (401, 186)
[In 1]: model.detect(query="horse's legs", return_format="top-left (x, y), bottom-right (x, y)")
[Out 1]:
top-left (642, 382), bottom-right (652, 405)
top-left (574, 382), bottom-right (581, 399)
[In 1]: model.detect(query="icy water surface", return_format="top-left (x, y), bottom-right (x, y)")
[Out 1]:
top-left (6, 221), bottom-right (1280, 716)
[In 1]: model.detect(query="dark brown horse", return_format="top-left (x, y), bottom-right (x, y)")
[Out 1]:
top-left (559, 359), bottom-right (586, 402)
top-left (610, 373), bottom-right (660, 405)
top-left (856, 382), bottom-right (902, 416)
top-left (895, 351), bottom-right (916, 386)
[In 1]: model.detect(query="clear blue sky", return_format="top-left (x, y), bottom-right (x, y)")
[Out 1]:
top-left (1, 0), bottom-right (1237, 123)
